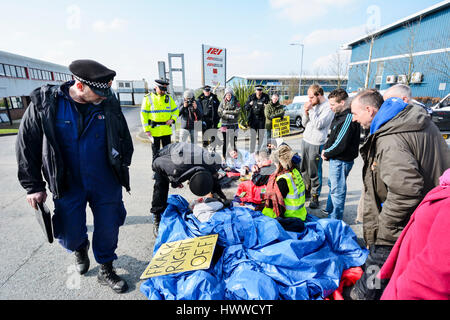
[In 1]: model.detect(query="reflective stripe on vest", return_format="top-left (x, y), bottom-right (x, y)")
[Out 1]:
top-left (141, 93), bottom-right (178, 137)
top-left (276, 168), bottom-right (306, 220)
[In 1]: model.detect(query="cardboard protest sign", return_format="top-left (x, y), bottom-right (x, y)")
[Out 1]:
top-left (272, 116), bottom-right (290, 138)
top-left (140, 234), bottom-right (218, 279)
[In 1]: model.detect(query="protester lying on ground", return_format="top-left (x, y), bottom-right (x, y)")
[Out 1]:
top-left (261, 144), bottom-right (307, 222)
top-left (223, 148), bottom-right (256, 176)
top-left (191, 192), bottom-right (232, 223)
top-left (377, 168), bottom-right (450, 300)
top-left (140, 193), bottom-right (368, 300)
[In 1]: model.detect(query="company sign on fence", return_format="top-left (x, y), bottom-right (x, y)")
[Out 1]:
top-left (202, 44), bottom-right (226, 88)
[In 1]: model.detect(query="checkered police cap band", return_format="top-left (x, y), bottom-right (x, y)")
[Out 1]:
top-left (74, 75), bottom-right (110, 89)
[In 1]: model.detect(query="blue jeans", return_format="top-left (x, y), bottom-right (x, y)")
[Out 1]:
top-left (325, 159), bottom-right (354, 220)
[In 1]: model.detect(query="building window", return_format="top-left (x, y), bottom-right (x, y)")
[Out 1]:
top-left (0, 64), bottom-right (28, 78)
top-left (9, 96), bottom-right (24, 109)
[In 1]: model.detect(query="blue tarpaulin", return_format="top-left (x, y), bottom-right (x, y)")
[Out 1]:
top-left (140, 195), bottom-right (368, 300)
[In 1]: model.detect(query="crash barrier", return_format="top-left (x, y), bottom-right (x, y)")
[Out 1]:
top-left (140, 195), bottom-right (368, 300)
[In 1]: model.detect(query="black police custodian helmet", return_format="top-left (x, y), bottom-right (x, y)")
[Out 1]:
top-left (189, 170), bottom-right (213, 196)
top-left (69, 59), bottom-right (116, 97)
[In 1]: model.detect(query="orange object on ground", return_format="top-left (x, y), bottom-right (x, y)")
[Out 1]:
top-left (325, 267), bottom-right (363, 300)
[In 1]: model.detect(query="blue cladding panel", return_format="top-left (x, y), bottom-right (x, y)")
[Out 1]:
top-left (347, 5), bottom-right (450, 98)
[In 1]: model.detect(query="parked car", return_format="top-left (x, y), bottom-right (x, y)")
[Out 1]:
top-left (431, 93), bottom-right (450, 139)
top-left (284, 103), bottom-right (304, 132)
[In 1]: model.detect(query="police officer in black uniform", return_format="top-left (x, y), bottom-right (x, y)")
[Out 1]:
top-left (197, 85), bottom-right (220, 148)
top-left (245, 85), bottom-right (270, 153)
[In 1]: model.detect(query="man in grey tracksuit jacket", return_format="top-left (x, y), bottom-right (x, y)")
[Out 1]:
top-left (300, 85), bottom-right (334, 208)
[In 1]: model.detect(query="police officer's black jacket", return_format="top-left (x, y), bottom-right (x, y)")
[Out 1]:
top-left (152, 142), bottom-right (226, 200)
top-left (245, 92), bottom-right (270, 129)
top-left (197, 93), bottom-right (220, 127)
top-left (16, 82), bottom-right (134, 198)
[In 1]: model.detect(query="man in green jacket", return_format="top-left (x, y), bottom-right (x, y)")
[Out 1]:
top-left (264, 93), bottom-right (285, 144)
top-left (347, 89), bottom-right (450, 300)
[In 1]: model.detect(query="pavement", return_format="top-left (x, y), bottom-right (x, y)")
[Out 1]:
top-left (1, 106), bottom-right (447, 300)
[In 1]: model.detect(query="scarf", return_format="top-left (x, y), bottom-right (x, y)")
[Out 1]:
top-left (263, 168), bottom-right (288, 217)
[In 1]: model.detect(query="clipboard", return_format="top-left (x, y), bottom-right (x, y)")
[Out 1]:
top-left (35, 202), bottom-right (54, 243)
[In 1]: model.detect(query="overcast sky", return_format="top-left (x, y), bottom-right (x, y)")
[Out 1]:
top-left (0, 0), bottom-right (441, 88)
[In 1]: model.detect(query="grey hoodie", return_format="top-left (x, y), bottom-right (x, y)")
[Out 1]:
top-left (192, 199), bottom-right (224, 223)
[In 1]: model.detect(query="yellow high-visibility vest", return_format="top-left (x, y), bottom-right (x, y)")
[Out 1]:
top-left (140, 92), bottom-right (179, 137)
top-left (262, 168), bottom-right (307, 221)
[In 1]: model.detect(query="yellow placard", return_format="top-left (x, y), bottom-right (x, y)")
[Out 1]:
top-left (140, 234), bottom-right (219, 279)
top-left (272, 116), bottom-right (290, 138)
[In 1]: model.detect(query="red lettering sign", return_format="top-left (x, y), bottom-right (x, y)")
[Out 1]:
top-left (206, 47), bottom-right (223, 55)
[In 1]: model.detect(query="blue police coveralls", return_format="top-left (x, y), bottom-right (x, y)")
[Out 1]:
top-left (52, 88), bottom-right (127, 264)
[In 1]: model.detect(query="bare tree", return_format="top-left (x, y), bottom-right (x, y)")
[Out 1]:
top-left (286, 72), bottom-right (299, 99)
top-left (385, 16), bottom-right (424, 85)
top-left (424, 35), bottom-right (450, 82)
top-left (328, 50), bottom-right (350, 89)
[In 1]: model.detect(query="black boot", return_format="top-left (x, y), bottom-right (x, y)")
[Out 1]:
top-left (309, 194), bottom-right (319, 209)
top-left (74, 240), bottom-right (90, 275)
top-left (153, 213), bottom-right (161, 237)
top-left (305, 188), bottom-right (311, 199)
top-left (97, 261), bottom-right (128, 293)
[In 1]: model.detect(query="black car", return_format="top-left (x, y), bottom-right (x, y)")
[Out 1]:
top-left (431, 93), bottom-right (450, 139)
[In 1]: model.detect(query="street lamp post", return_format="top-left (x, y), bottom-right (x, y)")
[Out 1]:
top-left (290, 43), bottom-right (304, 95)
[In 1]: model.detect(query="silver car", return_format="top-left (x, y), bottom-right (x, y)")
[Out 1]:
top-left (284, 103), bottom-right (304, 132)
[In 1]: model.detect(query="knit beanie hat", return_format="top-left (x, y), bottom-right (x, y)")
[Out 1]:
top-left (224, 87), bottom-right (234, 96)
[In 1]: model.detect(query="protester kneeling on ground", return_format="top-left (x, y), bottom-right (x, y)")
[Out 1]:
top-left (261, 144), bottom-right (306, 232)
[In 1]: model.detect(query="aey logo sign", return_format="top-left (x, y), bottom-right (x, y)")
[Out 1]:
top-left (206, 47), bottom-right (223, 55)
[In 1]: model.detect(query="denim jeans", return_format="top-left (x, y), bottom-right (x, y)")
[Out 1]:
top-left (325, 159), bottom-right (354, 220)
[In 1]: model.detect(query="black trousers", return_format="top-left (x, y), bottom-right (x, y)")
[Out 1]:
top-left (150, 170), bottom-right (170, 217)
top-left (151, 135), bottom-right (171, 162)
top-left (348, 244), bottom-right (392, 300)
top-left (202, 120), bottom-right (217, 147)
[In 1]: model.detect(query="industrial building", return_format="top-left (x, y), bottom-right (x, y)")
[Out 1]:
top-left (0, 50), bottom-right (73, 123)
top-left (115, 79), bottom-right (148, 106)
top-left (226, 75), bottom-right (348, 100)
top-left (343, 0), bottom-right (449, 99)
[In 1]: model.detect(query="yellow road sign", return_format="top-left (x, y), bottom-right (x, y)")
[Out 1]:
top-left (272, 116), bottom-right (290, 138)
top-left (140, 234), bottom-right (219, 279)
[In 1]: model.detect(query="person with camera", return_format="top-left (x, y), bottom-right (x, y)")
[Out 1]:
top-left (140, 79), bottom-right (179, 162)
top-left (178, 89), bottom-right (203, 143)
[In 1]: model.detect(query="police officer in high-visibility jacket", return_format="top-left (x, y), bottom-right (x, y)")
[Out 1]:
top-left (262, 144), bottom-right (307, 223)
top-left (141, 79), bottom-right (179, 161)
